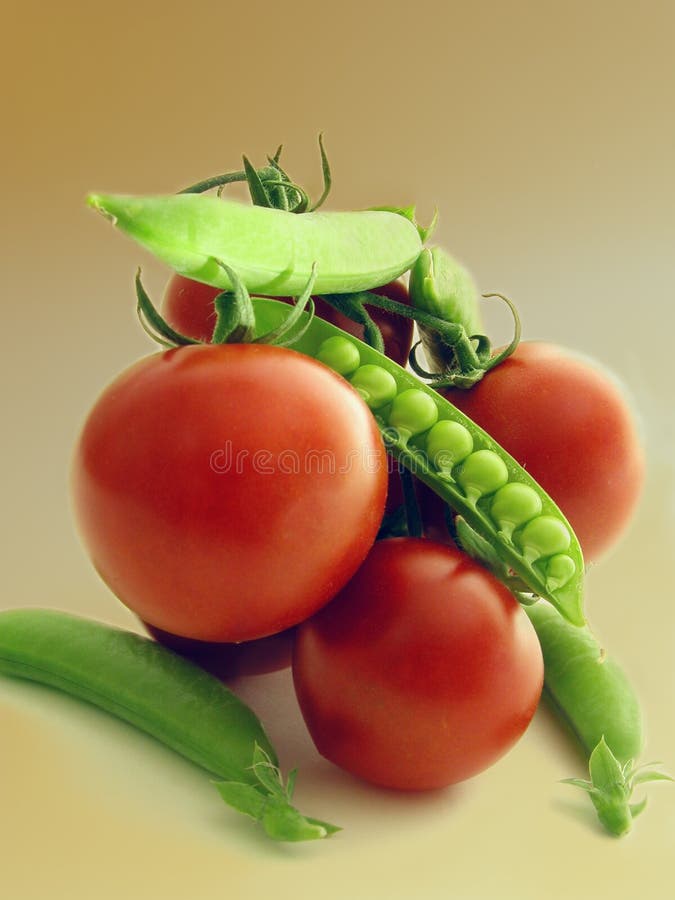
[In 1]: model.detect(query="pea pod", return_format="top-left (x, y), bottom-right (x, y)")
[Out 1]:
top-left (409, 246), bottom-right (483, 371)
top-left (0, 608), bottom-right (338, 842)
top-left (251, 297), bottom-right (585, 626)
top-left (87, 193), bottom-right (422, 296)
top-left (524, 602), bottom-right (672, 835)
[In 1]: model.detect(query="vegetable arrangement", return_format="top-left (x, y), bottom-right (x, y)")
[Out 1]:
top-left (0, 139), bottom-right (670, 842)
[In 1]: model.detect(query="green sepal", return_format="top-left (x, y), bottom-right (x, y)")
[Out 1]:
top-left (562, 737), bottom-right (673, 837)
top-left (135, 269), bottom-right (201, 348)
top-left (210, 262), bottom-right (257, 343)
top-left (213, 743), bottom-right (340, 842)
top-left (319, 293), bottom-right (385, 354)
top-left (254, 264), bottom-right (318, 346)
top-left (214, 781), bottom-right (268, 819)
top-left (243, 155), bottom-right (274, 208)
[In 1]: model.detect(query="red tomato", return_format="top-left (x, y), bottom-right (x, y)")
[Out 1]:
top-left (441, 342), bottom-right (645, 562)
top-left (162, 273), bottom-right (414, 365)
top-left (72, 343), bottom-right (387, 642)
top-left (293, 538), bottom-right (544, 790)
top-left (143, 621), bottom-right (294, 678)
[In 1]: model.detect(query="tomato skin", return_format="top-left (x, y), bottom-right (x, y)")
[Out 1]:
top-left (162, 274), bottom-right (414, 365)
top-left (293, 538), bottom-right (543, 790)
top-left (72, 343), bottom-right (387, 642)
top-left (441, 342), bottom-right (645, 562)
top-left (143, 621), bottom-right (294, 678)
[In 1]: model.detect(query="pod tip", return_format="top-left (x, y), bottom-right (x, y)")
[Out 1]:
top-left (86, 193), bottom-right (117, 225)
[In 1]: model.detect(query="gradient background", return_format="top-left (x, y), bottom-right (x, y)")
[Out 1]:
top-left (1, 2), bottom-right (673, 898)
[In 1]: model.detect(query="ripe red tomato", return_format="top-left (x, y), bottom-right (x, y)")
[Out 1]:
top-left (162, 273), bottom-right (414, 366)
top-left (143, 621), bottom-right (294, 678)
top-left (72, 343), bottom-right (387, 642)
top-left (293, 538), bottom-right (544, 790)
top-left (441, 342), bottom-right (645, 562)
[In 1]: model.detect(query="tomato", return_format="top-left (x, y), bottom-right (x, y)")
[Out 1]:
top-left (441, 342), bottom-right (645, 562)
top-left (143, 621), bottom-right (294, 678)
top-left (293, 538), bottom-right (544, 790)
top-left (72, 343), bottom-right (387, 642)
top-left (162, 273), bottom-right (414, 366)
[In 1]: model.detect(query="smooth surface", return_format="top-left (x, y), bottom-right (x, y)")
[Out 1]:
top-left (2, 2), bottom-right (674, 898)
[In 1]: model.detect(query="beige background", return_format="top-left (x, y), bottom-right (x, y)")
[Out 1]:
top-left (1, 2), bottom-right (674, 898)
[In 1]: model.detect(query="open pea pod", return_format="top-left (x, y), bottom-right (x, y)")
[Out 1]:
top-left (252, 298), bottom-right (585, 626)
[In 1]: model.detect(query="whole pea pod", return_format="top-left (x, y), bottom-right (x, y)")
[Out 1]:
top-left (524, 601), bottom-right (672, 836)
top-left (409, 246), bottom-right (484, 371)
top-left (87, 193), bottom-right (423, 296)
top-left (0, 608), bottom-right (339, 842)
top-left (251, 297), bottom-right (585, 626)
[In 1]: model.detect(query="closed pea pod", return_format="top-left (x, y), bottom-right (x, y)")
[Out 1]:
top-left (0, 609), bottom-right (338, 842)
top-left (523, 602), bottom-right (671, 836)
top-left (408, 246), bottom-right (483, 374)
top-left (87, 193), bottom-right (423, 296)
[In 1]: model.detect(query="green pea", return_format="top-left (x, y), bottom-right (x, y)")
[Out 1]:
top-left (456, 449), bottom-right (509, 506)
top-left (544, 553), bottom-right (577, 592)
top-left (0, 609), bottom-right (338, 842)
top-left (87, 193), bottom-right (423, 296)
top-left (349, 364), bottom-right (398, 409)
top-left (489, 482), bottom-right (543, 541)
top-left (517, 515), bottom-right (571, 563)
top-left (317, 336), bottom-right (361, 375)
top-left (387, 389), bottom-right (439, 443)
top-left (425, 420), bottom-right (474, 476)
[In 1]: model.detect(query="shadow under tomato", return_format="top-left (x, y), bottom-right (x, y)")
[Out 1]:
top-left (142, 621), bottom-right (295, 679)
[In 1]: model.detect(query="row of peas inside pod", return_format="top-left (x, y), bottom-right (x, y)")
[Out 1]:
top-left (316, 334), bottom-right (577, 597)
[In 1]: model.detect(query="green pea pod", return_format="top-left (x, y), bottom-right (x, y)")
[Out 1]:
top-left (0, 608), bottom-right (338, 842)
top-left (524, 601), bottom-right (672, 836)
top-left (251, 298), bottom-right (585, 626)
top-left (525, 602), bottom-right (642, 762)
top-left (87, 193), bottom-right (422, 296)
top-left (409, 246), bottom-right (483, 371)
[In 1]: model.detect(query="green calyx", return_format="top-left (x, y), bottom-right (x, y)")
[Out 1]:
top-left (215, 743), bottom-right (340, 842)
top-left (135, 264), bottom-right (317, 351)
top-left (561, 737), bottom-right (673, 837)
top-left (178, 134), bottom-right (332, 214)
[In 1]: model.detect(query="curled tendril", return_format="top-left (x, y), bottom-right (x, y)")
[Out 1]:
top-left (481, 292), bottom-right (522, 371)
